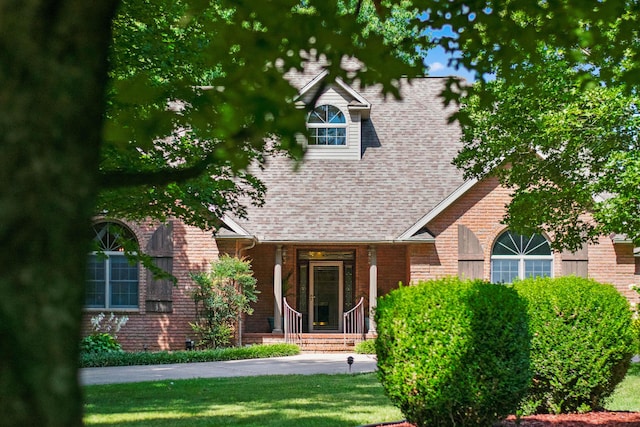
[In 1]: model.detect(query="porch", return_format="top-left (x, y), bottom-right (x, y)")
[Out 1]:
top-left (243, 296), bottom-right (370, 352)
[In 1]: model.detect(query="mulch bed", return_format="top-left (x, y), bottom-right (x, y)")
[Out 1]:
top-left (368, 411), bottom-right (640, 426)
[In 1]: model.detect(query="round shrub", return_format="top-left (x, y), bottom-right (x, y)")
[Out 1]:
top-left (376, 277), bottom-right (531, 427)
top-left (513, 276), bottom-right (636, 415)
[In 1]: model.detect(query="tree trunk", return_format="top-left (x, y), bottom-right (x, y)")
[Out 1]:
top-left (0, 1), bottom-right (118, 425)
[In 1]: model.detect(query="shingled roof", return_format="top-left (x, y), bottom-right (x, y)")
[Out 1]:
top-left (222, 74), bottom-right (467, 243)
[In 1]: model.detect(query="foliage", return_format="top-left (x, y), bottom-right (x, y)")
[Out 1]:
top-left (80, 312), bottom-right (129, 355)
top-left (96, 0), bottom-right (425, 231)
top-left (375, 277), bottom-right (530, 427)
top-left (354, 339), bottom-right (376, 354)
top-left (80, 334), bottom-right (123, 355)
top-left (80, 343), bottom-right (299, 368)
top-left (454, 49), bottom-right (640, 251)
top-left (513, 276), bottom-right (636, 415)
top-left (421, 0), bottom-right (640, 97)
top-left (189, 255), bottom-right (258, 348)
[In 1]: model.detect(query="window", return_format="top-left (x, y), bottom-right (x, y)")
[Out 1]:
top-left (307, 104), bottom-right (347, 145)
top-left (491, 231), bottom-right (552, 283)
top-left (86, 222), bottom-right (139, 309)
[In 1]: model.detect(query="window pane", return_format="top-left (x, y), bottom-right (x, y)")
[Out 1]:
top-left (524, 235), bottom-right (552, 255)
top-left (110, 256), bottom-right (138, 308)
top-left (493, 232), bottom-right (521, 255)
top-left (491, 259), bottom-right (519, 284)
top-left (86, 256), bottom-right (106, 308)
top-left (524, 260), bottom-right (552, 279)
top-left (327, 106), bottom-right (345, 123)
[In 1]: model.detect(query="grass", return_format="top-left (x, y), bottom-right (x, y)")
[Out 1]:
top-left (606, 362), bottom-right (640, 411)
top-left (84, 363), bottom-right (640, 426)
top-left (84, 372), bottom-right (403, 426)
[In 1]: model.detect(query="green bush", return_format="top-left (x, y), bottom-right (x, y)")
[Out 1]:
top-left (376, 277), bottom-right (530, 427)
top-left (80, 333), bottom-right (123, 354)
top-left (190, 255), bottom-right (259, 349)
top-left (354, 339), bottom-right (376, 354)
top-left (513, 276), bottom-right (636, 414)
top-left (80, 343), bottom-right (299, 368)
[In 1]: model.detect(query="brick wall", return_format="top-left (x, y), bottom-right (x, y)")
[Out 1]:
top-left (408, 176), bottom-right (640, 305)
top-left (81, 218), bottom-right (221, 351)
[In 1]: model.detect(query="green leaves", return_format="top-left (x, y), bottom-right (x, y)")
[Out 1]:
top-left (455, 49), bottom-right (640, 251)
top-left (189, 255), bottom-right (259, 348)
top-left (98, 0), bottom-right (423, 230)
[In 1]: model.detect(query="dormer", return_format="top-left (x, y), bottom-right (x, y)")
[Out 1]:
top-left (296, 71), bottom-right (371, 160)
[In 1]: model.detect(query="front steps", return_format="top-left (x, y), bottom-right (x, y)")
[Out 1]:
top-left (243, 333), bottom-right (367, 352)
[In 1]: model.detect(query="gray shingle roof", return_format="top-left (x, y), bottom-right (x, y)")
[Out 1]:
top-left (225, 76), bottom-right (466, 243)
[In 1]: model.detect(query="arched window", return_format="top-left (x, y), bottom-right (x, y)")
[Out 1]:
top-left (86, 222), bottom-right (139, 309)
top-left (307, 104), bottom-right (347, 145)
top-left (491, 231), bottom-right (553, 284)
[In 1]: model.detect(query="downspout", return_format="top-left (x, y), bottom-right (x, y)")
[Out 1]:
top-left (236, 237), bottom-right (258, 347)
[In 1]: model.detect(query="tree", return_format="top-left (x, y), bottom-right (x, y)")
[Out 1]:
top-left (0, 1), bottom-right (424, 425)
top-left (189, 256), bottom-right (258, 348)
top-left (97, 0), bottom-right (427, 230)
top-left (3, 0), bottom-right (640, 424)
top-left (454, 50), bottom-right (640, 251)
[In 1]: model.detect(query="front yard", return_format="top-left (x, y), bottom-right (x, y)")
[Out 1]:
top-left (84, 364), bottom-right (640, 427)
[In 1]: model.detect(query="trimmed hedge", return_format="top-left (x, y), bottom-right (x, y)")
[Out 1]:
top-left (513, 276), bottom-right (635, 414)
top-left (355, 339), bottom-right (376, 354)
top-left (80, 343), bottom-right (300, 368)
top-left (376, 278), bottom-right (531, 427)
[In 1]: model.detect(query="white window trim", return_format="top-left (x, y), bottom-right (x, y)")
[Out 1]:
top-left (306, 105), bottom-right (348, 147)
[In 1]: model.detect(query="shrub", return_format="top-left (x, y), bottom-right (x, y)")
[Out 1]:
top-left (80, 333), bottom-right (122, 354)
top-left (513, 276), bottom-right (636, 414)
top-left (189, 255), bottom-right (259, 349)
top-left (376, 277), bottom-right (530, 427)
top-left (354, 339), bottom-right (376, 354)
top-left (80, 312), bottom-right (128, 355)
top-left (79, 343), bottom-right (300, 368)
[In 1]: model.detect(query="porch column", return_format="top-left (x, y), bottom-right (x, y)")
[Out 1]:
top-left (273, 245), bottom-right (283, 333)
top-left (368, 246), bottom-right (378, 334)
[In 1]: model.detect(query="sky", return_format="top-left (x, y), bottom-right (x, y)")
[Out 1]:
top-left (422, 25), bottom-right (477, 83)
top-left (424, 45), bottom-right (476, 82)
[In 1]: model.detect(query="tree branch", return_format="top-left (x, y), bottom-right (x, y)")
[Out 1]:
top-left (98, 154), bottom-right (215, 189)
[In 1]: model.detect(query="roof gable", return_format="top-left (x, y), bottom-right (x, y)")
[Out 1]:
top-left (222, 77), bottom-right (466, 243)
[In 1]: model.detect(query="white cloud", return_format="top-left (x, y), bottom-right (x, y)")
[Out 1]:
top-left (429, 62), bottom-right (446, 72)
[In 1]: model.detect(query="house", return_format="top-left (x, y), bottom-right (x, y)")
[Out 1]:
top-left (83, 66), bottom-right (640, 351)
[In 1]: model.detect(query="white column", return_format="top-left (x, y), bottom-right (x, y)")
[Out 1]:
top-left (273, 245), bottom-right (283, 333)
top-left (368, 246), bottom-right (378, 334)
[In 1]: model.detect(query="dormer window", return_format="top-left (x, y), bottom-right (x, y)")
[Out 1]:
top-left (307, 105), bottom-right (347, 146)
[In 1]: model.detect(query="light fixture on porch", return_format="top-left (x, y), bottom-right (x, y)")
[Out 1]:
top-left (282, 247), bottom-right (288, 264)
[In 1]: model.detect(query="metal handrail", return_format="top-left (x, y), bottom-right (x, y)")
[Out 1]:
top-left (343, 297), bottom-right (365, 345)
top-left (283, 297), bottom-right (302, 345)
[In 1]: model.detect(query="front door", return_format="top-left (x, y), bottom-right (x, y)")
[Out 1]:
top-left (309, 261), bottom-right (343, 331)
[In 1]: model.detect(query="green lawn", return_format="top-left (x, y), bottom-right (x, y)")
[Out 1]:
top-left (84, 365), bottom-right (640, 427)
top-left (606, 363), bottom-right (640, 411)
top-left (83, 373), bottom-right (403, 427)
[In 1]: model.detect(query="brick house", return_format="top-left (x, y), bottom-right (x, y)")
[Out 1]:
top-left (83, 69), bottom-right (640, 351)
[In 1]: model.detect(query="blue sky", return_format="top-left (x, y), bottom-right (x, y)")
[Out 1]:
top-left (422, 25), bottom-right (476, 82)
top-left (424, 45), bottom-right (476, 82)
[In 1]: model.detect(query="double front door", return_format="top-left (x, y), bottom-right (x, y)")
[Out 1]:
top-left (309, 261), bottom-right (343, 331)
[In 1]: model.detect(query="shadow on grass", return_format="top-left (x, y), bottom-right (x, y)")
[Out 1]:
top-left (84, 373), bottom-right (402, 427)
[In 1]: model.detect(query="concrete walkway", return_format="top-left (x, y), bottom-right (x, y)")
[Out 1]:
top-left (80, 353), bottom-right (378, 385)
